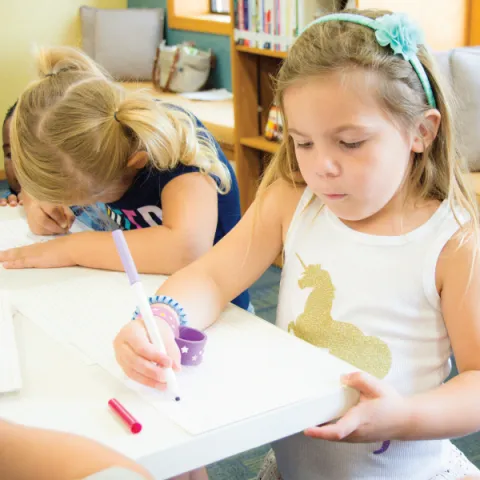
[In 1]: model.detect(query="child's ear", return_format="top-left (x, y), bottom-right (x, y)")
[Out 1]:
top-left (411, 109), bottom-right (441, 153)
top-left (127, 151), bottom-right (149, 169)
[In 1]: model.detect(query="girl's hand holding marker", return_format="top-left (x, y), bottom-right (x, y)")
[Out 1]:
top-left (113, 229), bottom-right (182, 401)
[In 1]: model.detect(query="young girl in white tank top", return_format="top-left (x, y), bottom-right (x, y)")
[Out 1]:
top-left (113, 8), bottom-right (480, 480)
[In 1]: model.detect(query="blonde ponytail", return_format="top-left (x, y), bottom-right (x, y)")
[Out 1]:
top-left (12, 46), bottom-right (231, 205)
top-left (115, 93), bottom-right (231, 193)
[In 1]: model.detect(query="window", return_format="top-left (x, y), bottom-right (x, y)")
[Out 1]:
top-left (210, 0), bottom-right (230, 14)
top-left (168, 0), bottom-right (231, 35)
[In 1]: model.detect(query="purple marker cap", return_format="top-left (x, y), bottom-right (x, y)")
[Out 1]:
top-left (112, 230), bottom-right (140, 285)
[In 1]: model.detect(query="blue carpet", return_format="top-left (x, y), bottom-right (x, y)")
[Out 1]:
top-left (0, 180), bottom-right (9, 197)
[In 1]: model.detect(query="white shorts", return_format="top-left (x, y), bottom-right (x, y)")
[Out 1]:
top-left (256, 444), bottom-right (480, 480)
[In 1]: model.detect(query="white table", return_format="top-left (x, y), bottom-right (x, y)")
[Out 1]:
top-left (0, 207), bottom-right (358, 479)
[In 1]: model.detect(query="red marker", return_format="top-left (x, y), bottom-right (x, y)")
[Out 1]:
top-left (108, 398), bottom-right (142, 434)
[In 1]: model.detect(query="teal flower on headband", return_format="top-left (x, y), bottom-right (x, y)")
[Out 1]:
top-left (375, 13), bottom-right (425, 61)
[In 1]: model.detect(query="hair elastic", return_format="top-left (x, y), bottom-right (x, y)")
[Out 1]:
top-left (44, 67), bottom-right (71, 78)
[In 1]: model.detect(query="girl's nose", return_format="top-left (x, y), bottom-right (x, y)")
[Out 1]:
top-left (316, 154), bottom-right (341, 178)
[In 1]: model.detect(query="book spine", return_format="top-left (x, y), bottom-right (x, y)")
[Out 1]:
top-left (249, 0), bottom-right (257, 47)
top-left (264, 0), bottom-right (273, 49)
top-left (233, 0), bottom-right (239, 29)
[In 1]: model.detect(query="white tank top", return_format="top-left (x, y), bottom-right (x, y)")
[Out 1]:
top-left (273, 187), bottom-right (465, 480)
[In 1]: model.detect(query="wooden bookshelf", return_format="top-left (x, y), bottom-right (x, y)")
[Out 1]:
top-left (240, 136), bottom-right (280, 154)
top-left (229, 1), bottom-right (289, 267)
top-left (229, 1), bottom-right (287, 213)
top-left (230, 0), bottom-right (480, 215)
top-left (235, 46), bottom-right (288, 59)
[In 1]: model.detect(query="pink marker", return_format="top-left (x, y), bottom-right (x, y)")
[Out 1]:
top-left (108, 398), bottom-right (142, 434)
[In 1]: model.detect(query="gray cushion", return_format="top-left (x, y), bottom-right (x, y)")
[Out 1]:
top-left (80, 6), bottom-right (164, 81)
top-left (433, 47), bottom-right (480, 172)
top-left (80, 6), bottom-right (96, 58)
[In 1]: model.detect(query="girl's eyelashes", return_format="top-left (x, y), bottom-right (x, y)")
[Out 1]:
top-left (293, 139), bottom-right (367, 149)
top-left (295, 141), bottom-right (313, 149)
top-left (339, 140), bottom-right (366, 149)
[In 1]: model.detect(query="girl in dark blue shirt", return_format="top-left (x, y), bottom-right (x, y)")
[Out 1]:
top-left (0, 46), bottom-right (250, 311)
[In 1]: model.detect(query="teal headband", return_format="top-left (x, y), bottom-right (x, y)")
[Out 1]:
top-left (298, 13), bottom-right (437, 108)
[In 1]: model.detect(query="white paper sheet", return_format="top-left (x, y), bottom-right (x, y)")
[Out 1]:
top-left (104, 315), bottom-right (358, 435)
top-left (9, 270), bottom-right (356, 435)
top-left (0, 291), bottom-right (22, 393)
top-left (0, 218), bottom-right (94, 364)
top-left (0, 217), bottom-right (89, 251)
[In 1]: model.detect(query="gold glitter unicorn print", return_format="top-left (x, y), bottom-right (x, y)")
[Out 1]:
top-left (288, 254), bottom-right (392, 379)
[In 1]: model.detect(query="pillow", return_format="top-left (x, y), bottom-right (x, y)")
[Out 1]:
top-left (80, 6), bottom-right (164, 80)
top-left (433, 47), bottom-right (480, 172)
top-left (80, 6), bottom-right (97, 59)
top-left (449, 48), bottom-right (480, 172)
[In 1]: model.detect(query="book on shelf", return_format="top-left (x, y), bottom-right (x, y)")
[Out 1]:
top-left (234, 0), bottom-right (301, 51)
top-left (233, 0), bottom-right (354, 52)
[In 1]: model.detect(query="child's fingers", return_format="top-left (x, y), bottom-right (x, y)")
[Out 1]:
top-left (63, 207), bottom-right (75, 228)
top-left (0, 198), bottom-right (7, 206)
top-left (165, 339), bottom-right (182, 372)
top-left (305, 403), bottom-right (364, 442)
top-left (131, 364), bottom-right (167, 390)
top-left (2, 258), bottom-right (29, 269)
top-left (115, 342), bottom-right (167, 389)
top-left (0, 247), bottom-right (21, 262)
top-left (0, 247), bottom-right (37, 269)
top-left (121, 342), bottom-right (169, 383)
top-left (114, 322), bottom-right (180, 389)
top-left (34, 214), bottom-right (69, 235)
top-left (124, 365), bottom-right (167, 390)
top-left (127, 324), bottom-right (173, 366)
top-left (44, 205), bottom-right (71, 230)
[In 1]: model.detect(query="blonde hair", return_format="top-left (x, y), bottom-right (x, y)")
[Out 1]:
top-left (11, 46), bottom-right (231, 205)
top-left (258, 8), bottom-right (478, 238)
